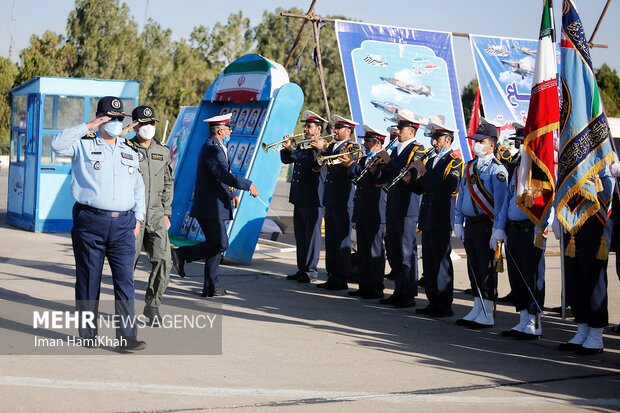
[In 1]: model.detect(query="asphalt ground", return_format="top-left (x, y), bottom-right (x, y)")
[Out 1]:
top-left (0, 168), bottom-right (619, 412)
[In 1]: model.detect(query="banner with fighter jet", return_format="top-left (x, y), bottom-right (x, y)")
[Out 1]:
top-left (469, 35), bottom-right (561, 142)
top-left (334, 20), bottom-right (469, 160)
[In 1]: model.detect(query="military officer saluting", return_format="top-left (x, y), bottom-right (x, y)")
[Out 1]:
top-left (51, 96), bottom-right (146, 351)
top-left (454, 122), bottom-right (508, 328)
top-left (376, 113), bottom-right (426, 308)
top-left (342, 125), bottom-right (389, 299)
top-left (127, 106), bottom-right (174, 326)
top-left (315, 114), bottom-right (361, 290)
top-left (407, 121), bottom-right (463, 317)
top-left (281, 110), bottom-right (328, 284)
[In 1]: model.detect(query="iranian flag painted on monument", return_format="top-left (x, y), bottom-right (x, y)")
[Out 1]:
top-left (516, 0), bottom-right (559, 243)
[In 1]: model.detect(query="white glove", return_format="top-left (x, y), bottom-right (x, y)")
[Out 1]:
top-left (551, 218), bottom-right (562, 240)
top-left (489, 228), bottom-right (507, 251)
top-left (454, 224), bottom-right (464, 242)
top-left (610, 161), bottom-right (620, 177)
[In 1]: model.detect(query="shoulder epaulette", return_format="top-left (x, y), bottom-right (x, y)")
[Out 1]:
top-left (450, 149), bottom-right (463, 159)
top-left (155, 139), bottom-right (169, 148)
top-left (81, 132), bottom-right (96, 139)
top-left (414, 144), bottom-right (426, 153)
top-left (124, 139), bottom-right (139, 153)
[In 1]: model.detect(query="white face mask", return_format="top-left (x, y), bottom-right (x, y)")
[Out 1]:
top-left (473, 142), bottom-right (489, 157)
top-left (138, 124), bottom-right (156, 140)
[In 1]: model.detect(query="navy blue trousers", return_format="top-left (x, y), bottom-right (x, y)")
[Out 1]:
top-left (324, 206), bottom-right (353, 282)
top-left (71, 203), bottom-right (137, 339)
top-left (386, 216), bottom-right (418, 298)
top-left (293, 205), bottom-right (323, 278)
top-left (356, 222), bottom-right (385, 294)
top-left (505, 220), bottom-right (545, 315)
top-left (421, 230), bottom-right (454, 311)
top-left (464, 216), bottom-right (497, 301)
top-left (177, 218), bottom-right (228, 293)
top-left (563, 217), bottom-right (609, 328)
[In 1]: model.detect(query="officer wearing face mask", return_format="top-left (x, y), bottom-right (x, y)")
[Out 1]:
top-left (127, 106), bottom-right (174, 326)
top-left (454, 122), bottom-right (508, 329)
top-left (51, 96), bottom-right (146, 351)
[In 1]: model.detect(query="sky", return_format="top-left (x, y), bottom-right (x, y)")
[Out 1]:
top-left (1, 0), bottom-right (618, 90)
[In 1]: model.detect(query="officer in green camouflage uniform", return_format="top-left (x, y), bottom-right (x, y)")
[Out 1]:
top-left (128, 106), bottom-right (174, 325)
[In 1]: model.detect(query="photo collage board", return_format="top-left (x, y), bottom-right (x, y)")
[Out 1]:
top-left (177, 101), bottom-right (269, 242)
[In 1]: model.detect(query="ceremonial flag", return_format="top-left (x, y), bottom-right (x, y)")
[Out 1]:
top-left (556, 0), bottom-right (614, 254)
top-left (515, 0), bottom-right (559, 246)
top-left (466, 88), bottom-right (481, 158)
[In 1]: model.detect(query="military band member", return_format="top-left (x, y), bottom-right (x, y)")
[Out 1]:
top-left (314, 115), bottom-right (361, 290)
top-left (454, 122), bottom-right (508, 328)
top-left (342, 125), bottom-right (389, 299)
top-left (128, 106), bottom-right (174, 326)
top-left (494, 139), bottom-right (548, 340)
top-left (51, 96), bottom-right (146, 351)
top-left (376, 113), bottom-right (426, 308)
top-left (171, 114), bottom-right (259, 297)
top-left (407, 122), bottom-right (463, 317)
top-left (281, 110), bottom-right (327, 283)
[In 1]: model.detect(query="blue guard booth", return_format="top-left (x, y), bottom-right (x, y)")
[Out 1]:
top-left (170, 54), bottom-right (303, 264)
top-left (6, 77), bottom-right (139, 232)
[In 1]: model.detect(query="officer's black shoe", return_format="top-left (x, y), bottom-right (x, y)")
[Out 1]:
top-left (170, 248), bottom-right (186, 278)
top-left (80, 336), bottom-right (98, 348)
top-left (201, 287), bottom-right (227, 297)
top-left (379, 294), bottom-right (401, 305)
top-left (415, 305), bottom-right (434, 315)
top-left (393, 298), bottom-right (416, 308)
top-left (348, 289), bottom-right (363, 297)
top-left (576, 346), bottom-right (604, 355)
top-left (143, 305), bottom-right (161, 327)
top-left (497, 292), bottom-right (514, 304)
top-left (116, 336), bottom-right (147, 352)
top-left (515, 331), bottom-right (540, 340)
top-left (361, 290), bottom-right (384, 299)
top-left (455, 318), bottom-right (473, 326)
top-left (286, 273), bottom-right (300, 281)
top-left (418, 276), bottom-right (426, 287)
top-left (463, 288), bottom-right (473, 295)
top-left (501, 329), bottom-right (521, 337)
top-left (297, 274), bottom-right (318, 284)
top-left (557, 342), bottom-right (582, 351)
top-left (324, 280), bottom-right (348, 291)
top-left (430, 309), bottom-right (454, 318)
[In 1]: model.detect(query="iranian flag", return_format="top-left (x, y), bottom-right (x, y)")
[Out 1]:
top-left (516, 0), bottom-right (559, 241)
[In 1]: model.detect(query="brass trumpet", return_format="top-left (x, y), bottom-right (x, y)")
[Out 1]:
top-left (316, 146), bottom-right (362, 166)
top-left (261, 133), bottom-right (305, 153)
top-left (297, 133), bottom-right (336, 150)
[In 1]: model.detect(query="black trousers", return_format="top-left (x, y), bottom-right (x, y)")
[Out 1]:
top-left (293, 205), bottom-right (323, 278)
top-left (421, 230), bottom-right (454, 311)
top-left (464, 215), bottom-right (497, 301)
top-left (563, 217), bottom-right (609, 328)
top-left (505, 220), bottom-right (545, 315)
top-left (324, 206), bottom-right (353, 282)
top-left (386, 216), bottom-right (418, 298)
top-left (356, 222), bottom-right (385, 293)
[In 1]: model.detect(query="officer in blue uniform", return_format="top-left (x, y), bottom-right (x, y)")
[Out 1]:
top-left (494, 140), bottom-right (548, 339)
top-left (51, 96), bottom-right (146, 351)
top-left (407, 122), bottom-right (463, 317)
top-left (376, 113), bottom-right (426, 308)
top-left (454, 122), bottom-right (508, 328)
top-left (342, 125), bottom-right (389, 299)
top-left (281, 110), bottom-right (328, 283)
top-left (316, 114), bottom-right (361, 290)
top-left (171, 114), bottom-right (258, 297)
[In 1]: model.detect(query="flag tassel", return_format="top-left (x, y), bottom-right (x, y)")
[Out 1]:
top-left (596, 234), bottom-right (608, 260)
top-left (495, 242), bottom-right (504, 273)
top-left (534, 228), bottom-right (544, 249)
top-left (524, 190), bottom-right (534, 208)
top-left (565, 235), bottom-right (576, 257)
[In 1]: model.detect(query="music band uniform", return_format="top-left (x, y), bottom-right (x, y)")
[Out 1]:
top-left (281, 111), bottom-right (326, 282)
top-left (51, 96), bottom-right (146, 348)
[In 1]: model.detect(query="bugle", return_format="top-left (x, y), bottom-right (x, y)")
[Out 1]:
top-left (383, 147), bottom-right (435, 192)
top-left (352, 135), bottom-right (399, 186)
top-left (316, 147), bottom-right (362, 166)
top-left (296, 133), bottom-right (336, 149)
top-left (261, 133), bottom-right (305, 152)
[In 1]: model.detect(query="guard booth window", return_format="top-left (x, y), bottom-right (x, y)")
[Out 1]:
top-left (89, 97), bottom-right (136, 127)
top-left (11, 95), bottom-right (27, 129)
top-left (43, 96), bottom-right (84, 130)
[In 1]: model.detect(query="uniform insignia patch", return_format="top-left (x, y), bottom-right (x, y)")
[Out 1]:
top-left (93, 161), bottom-right (101, 170)
top-left (151, 153), bottom-right (164, 161)
top-left (121, 152), bottom-right (134, 160)
top-left (128, 166), bottom-right (135, 174)
top-left (111, 99), bottom-right (121, 109)
top-left (143, 107), bottom-right (153, 117)
top-left (91, 150), bottom-right (102, 155)
top-left (497, 172), bottom-right (507, 182)
top-left (451, 170), bottom-right (460, 177)
top-left (138, 152), bottom-right (144, 161)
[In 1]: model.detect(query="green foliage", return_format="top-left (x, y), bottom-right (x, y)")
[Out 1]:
top-left (596, 64), bottom-right (620, 117)
top-left (0, 57), bottom-right (19, 154)
top-left (461, 79), bottom-right (481, 122)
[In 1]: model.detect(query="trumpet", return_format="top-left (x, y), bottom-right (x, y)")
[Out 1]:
top-left (317, 147), bottom-right (362, 166)
top-left (352, 135), bottom-right (399, 186)
top-left (261, 133), bottom-right (305, 152)
top-left (383, 147), bottom-right (435, 192)
top-left (296, 133), bottom-right (336, 149)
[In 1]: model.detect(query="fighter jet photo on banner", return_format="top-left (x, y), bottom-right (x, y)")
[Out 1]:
top-left (334, 20), bottom-right (468, 160)
top-left (469, 35), bottom-right (561, 142)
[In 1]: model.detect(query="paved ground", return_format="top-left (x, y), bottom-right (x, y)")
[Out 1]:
top-left (1, 169), bottom-right (619, 412)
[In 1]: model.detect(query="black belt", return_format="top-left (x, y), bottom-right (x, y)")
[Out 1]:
top-left (466, 214), bottom-right (491, 224)
top-left (509, 219), bottom-right (534, 231)
top-left (77, 203), bottom-right (130, 218)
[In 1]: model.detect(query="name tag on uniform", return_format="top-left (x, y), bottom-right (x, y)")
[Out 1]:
top-left (121, 152), bottom-right (134, 160)
top-left (90, 150), bottom-right (102, 155)
top-left (151, 153), bottom-right (164, 161)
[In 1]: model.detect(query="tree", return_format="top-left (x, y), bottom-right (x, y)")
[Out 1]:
top-left (461, 78), bottom-right (481, 122)
top-left (19, 31), bottom-right (77, 77)
top-left (596, 63), bottom-right (620, 117)
top-left (0, 57), bottom-right (19, 154)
